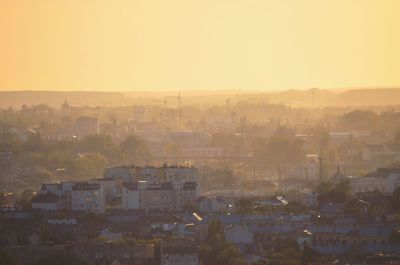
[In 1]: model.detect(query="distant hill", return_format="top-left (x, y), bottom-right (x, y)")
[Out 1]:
top-left (0, 88), bottom-right (399, 108)
top-left (125, 88), bottom-right (400, 107)
top-left (330, 88), bottom-right (400, 106)
top-left (0, 91), bottom-right (127, 108)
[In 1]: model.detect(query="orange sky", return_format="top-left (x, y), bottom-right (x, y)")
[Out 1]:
top-left (0, 0), bottom-right (399, 91)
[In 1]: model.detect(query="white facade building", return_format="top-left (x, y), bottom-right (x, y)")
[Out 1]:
top-left (71, 182), bottom-right (105, 213)
top-left (122, 182), bottom-right (140, 210)
top-left (350, 177), bottom-right (388, 194)
top-left (74, 116), bottom-right (99, 138)
top-left (349, 173), bottom-right (400, 195)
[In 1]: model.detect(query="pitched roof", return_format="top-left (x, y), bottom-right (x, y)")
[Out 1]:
top-left (31, 192), bottom-right (60, 203)
top-left (122, 182), bottom-right (138, 191)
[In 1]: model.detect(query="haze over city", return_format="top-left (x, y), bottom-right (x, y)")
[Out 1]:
top-left (2, 1), bottom-right (400, 265)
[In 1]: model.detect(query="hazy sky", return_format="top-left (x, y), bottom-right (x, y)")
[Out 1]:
top-left (0, 0), bottom-right (399, 91)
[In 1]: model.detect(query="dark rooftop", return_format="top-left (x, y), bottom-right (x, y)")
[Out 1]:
top-left (31, 192), bottom-right (60, 203)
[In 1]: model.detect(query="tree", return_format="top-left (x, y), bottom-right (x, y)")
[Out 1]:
top-left (391, 187), bottom-right (400, 212)
top-left (65, 153), bottom-right (108, 179)
top-left (163, 142), bottom-right (182, 157)
top-left (0, 249), bottom-right (18, 265)
top-left (200, 220), bottom-right (246, 265)
top-left (208, 219), bottom-right (224, 237)
top-left (235, 198), bottom-right (255, 214)
top-left (29, 253), bottom-right (88, 265)
top-left (394, 130), bottom-right (400, 144)
top-left (341, 110), bottom-right (378, 131)
top-left (119, 135), bottom-right (152, 163)
top-left (0, 192), bottom-right (6, 207)
top-left (316, 179), bottom-right (350, 205)
top-left (183, 201), bottom-right (198, 213)
top-left (389, 229), bottom-right (400, 244)
top-left (79, 134), bottom-right (114, 154)
top-left (253, 135), bottom-right (305, 168)
top-left (17, 189), bottom-right (35, 209)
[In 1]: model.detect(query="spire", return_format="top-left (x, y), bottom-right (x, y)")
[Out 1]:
top-left (62, 98), bottom-right (70, 109)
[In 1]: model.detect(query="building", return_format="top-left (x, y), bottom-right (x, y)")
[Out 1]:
top-left (105, 164), bottom-right (198, 185)
top-left (134, 164), bottom-right (198, 184)
top-left (141, 182), bottom-right (176, 210)
top-left (92, 178), bottom-right (118, 199)
top-left (103, 166), bottom-right (134, 183)
top-left (350, 177), bottom-right (388, 194)
top-left (161, 245), bottom-right (198, 265)
top-left (349, 168), bottom-right (400, 195)
top-left (74, 116), bottom-right (99, 138)
top-left (0, 151), bottom-right (15, 178)
top-left (300, 192), bottom-right (319, 208)
top-left (122, 182), bottom-right (140, 210)
top-left (225, 225), bottom-right (254, 245)
top-left (71, 182), bottom-right (105, 213)
top-left (122, 180), bottom-right (197, 211)
top-left (198, 196), bottom-right (233, 213)
top-left (31, 192), bottom-right (63, 211)
top-left (164, 131), bottom-right (211, 148)
top-left (133, 105), bottom-right (150, 122)
top-left (362, 144), bottom-right (400, 161)
top-left (39, 183), bottom-right (63, 197)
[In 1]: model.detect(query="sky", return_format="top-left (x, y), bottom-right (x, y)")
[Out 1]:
top-left (0, 0), bottom-right (399, 91)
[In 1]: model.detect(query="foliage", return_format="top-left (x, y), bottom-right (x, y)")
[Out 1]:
top-left (183, 201), bottom-right (199, 213)
top-left (341, 110), bottom-right (378, 131)
top-left (235, 198), bottom-right (256, 214)
top-left (163, 141), bottom-right (182, 157)
top-left (316, 180), bottom-right (350, 204)
top-left (79, 212), bottom-right (103, 223)
top-left (0, 193), bottom-right (6, 207)
top-left (389, 229), bottom-right (400, 244)
top-left (119, 135), bottom-right (152, 163)
top-left (16, 189), bottom-right (35, 209)
top-left (391, 187), bottom-right (400, 213)
top-left (0, 249), bottom-right (19, 265)
top-left (29, 253), bottom-right (88, 265)
top-left (253, 135), bottom-right (305, 167)
top-left (284, 201), bottom-right (309, 214)
top-left (200, 219), bottom-right (246, 265)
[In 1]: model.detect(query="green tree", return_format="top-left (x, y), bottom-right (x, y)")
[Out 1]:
top-left (341, 110), bottom-right (378, 131)
top-left (79, 134), bottom-right (114, 154)
top-left (119, 135), bottom-right (152, 163)
top-left (235, 198), bottom-right (255, 214)
top-left (391, 187), bottom-right (400, 212)
top-left (253, 135), bottom-right (305, 169)
top-left (0, 192), bottom-right (6, 207)
top-left (316, 179), bottom-right (350, 204)
top-left (29, 253), bottom-right (88, 265)
top-left (0, 249), bottom-right (18, 265)
top-left (200, 220), bottom-right (246, 265)
top-left (17, 189), bottom-right (35, 209)
top-left (208, 219), bottom-right (224, 237)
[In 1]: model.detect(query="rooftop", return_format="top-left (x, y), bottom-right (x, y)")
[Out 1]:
top-left (31, 192), bottom-right (60, 203)
top-left (72, 183), bottom-right (101, 191)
